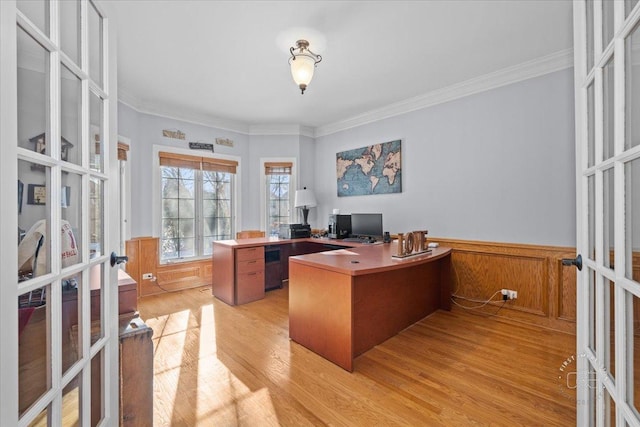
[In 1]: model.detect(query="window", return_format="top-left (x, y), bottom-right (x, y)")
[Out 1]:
top-left (159, 151), bottom-right (237, 261)
top-left (265, 161), bottom-right (293, 236)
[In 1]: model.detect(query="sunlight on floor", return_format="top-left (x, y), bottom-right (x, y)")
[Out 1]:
top-left (149, 308), bottom-right (189, 424)
top-left (146, 301), bottom-right (280, 426)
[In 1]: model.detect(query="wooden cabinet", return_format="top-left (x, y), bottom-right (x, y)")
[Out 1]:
top-left (212, 239), bottom-right (356, 305)
top-left (212, 245), bottom-right (265, 305)
top-left (236, 246), bottom-right (265, 304)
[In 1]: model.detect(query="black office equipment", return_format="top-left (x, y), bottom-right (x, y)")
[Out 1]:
top-left (278, 223), bottom-right (311, 239)
top-left (350, 213), bottom-right (383, 241)
top-left (328, 214), bottom-right (351, 239)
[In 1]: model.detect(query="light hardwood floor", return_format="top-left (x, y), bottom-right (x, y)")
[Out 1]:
top-left (138, 284), bottom-right (576, 426)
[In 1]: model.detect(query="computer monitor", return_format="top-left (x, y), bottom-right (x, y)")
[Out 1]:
top-left (350, 213), bottom-right (383, 240)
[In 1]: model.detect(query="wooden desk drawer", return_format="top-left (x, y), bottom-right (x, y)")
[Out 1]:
top-left (237, 246), bottom-right (264, 261)
top-left (237, 270), bottom-right (265, 304)
top-left (236, 258), bottom-right (265, 274)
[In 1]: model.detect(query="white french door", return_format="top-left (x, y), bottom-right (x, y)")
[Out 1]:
top-left (0, 0), bottom-right (120, 425)
top-left (574, 0), bottom-right (640, 425)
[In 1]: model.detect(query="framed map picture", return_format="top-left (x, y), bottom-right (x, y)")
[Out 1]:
top-left (336, 140), bottom-right (402, 197)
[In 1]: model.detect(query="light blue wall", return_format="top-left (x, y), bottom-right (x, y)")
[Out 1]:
top-left (117, 105), bottom-right (250, 236)
top-left (119, 68), bottom-right (576, 247)
top-left (247, 134), bottom-right (300, 228)
top-left (118, 106), bottom-right (318, 236)
top-left (314, 69), bottom-right (576, 247)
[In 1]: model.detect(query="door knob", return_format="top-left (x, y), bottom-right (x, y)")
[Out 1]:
top-left (562, 254), bottom-right (582, 271)
top-left (110, 252), bottom-right (129, 267)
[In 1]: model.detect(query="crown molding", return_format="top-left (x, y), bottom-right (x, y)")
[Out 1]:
top-left (118, 49), bottom-right (574, 140)
top-left (249, 124), bottom-right (315, 138)
top-left (314, 48), bottom-right (574, 138)
top-left (118, 88), bottom-right (251, 135)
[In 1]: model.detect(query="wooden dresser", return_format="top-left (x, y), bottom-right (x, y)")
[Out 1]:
top-left (117, 314), bottom-right (153, 426)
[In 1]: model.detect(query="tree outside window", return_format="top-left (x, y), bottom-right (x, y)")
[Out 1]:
top-left (265, 162), bottom-right (292, 236)
top-left (159, 152), bottom-right (237, 261)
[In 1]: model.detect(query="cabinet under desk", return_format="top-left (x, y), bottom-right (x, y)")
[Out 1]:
top-left (211, 237), bottom-right (352, 305)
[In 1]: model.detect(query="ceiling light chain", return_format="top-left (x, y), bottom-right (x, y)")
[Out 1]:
top-left (289, 39), bottom-right (322, 94)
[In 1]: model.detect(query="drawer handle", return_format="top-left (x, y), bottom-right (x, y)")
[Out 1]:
top-left (248, 272), bottom-right (257, 276)
top-left (248, 260), bottom-right (257, 264)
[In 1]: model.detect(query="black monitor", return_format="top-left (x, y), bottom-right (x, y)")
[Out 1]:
top-left (350, 213), bottom-right (383, 240)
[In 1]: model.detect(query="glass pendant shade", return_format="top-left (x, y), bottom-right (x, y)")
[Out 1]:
top-left (290, 54), bottom-right (316, 88)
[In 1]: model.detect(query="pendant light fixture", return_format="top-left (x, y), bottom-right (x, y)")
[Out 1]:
top-left (289, 39), bottom-right (322, 94)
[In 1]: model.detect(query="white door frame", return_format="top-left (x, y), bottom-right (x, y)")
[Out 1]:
top-left (0, 0), bottom-right (120, 425)
top-left (574, 0), bottom-right (640, 425)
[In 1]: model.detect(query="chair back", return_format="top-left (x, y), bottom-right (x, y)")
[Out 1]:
top-left (236, 230), bottom-right (265, 239)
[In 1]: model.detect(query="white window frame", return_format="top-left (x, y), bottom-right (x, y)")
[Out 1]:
top-left (260, 157), bottom-right (296, 235)
top-left (152, 145), bottom-right (241, 263)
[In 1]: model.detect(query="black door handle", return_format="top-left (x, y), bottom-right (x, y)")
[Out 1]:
top-left (562, 254), bottom-right (582, 271)
top-left (110, 252), bottom-right (129, 267)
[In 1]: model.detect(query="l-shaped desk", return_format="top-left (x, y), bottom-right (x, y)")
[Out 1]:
top-left (212, 237), bottom-right (452, 371)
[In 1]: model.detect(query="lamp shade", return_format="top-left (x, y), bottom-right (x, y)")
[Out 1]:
top-left (290, 54), bottom-right (316, 88)
top-left (294, 188), bottom-right (317, 208)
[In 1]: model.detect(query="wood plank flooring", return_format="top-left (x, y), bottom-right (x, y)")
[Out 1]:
top-left (138, 285), bottom-right (576, 426)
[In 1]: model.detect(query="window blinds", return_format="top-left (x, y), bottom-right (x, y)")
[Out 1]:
top-left (159, 151), bottom-right (238, 173)
top-left (264, 161), bottom-right (292, 175)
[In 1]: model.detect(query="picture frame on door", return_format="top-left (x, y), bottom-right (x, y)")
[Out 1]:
top-left (27, 184), bottom-right (46, 205)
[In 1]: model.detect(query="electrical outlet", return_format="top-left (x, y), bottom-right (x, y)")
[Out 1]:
top-left (142, 273), bottom-right (153, 280)
top-left (501, 289), bottom-right (517, 300)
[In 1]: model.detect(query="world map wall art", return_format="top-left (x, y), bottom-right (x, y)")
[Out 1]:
top-left (336, 139), bottom-right (402, 197)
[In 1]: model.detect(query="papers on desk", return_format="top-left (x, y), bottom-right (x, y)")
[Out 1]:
top-left (321, 249), bottom-right (359, 256)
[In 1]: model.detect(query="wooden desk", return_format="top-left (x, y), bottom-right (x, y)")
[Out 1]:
top-left (212, 237), bottom-right (356, 305)
top-left (288, 244), bottom-right (452, 371)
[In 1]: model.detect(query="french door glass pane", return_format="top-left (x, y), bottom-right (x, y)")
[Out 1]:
top-left (603, 0), bottom-right (615, 49)
top-left (587, 0), bottom-right (595, 71)
top-left (626, 158), bottom-right (640, 282)
top-left (590, 269), bottom-right (596, 348)
top-left (61, 372), bottom-right (81, 425)
top-left (17, 26), bottom-right (48, 153)
top-left (604, 58), bottom-right (615, 160)
top-left (18, 160), bottom-right (51, 280)
top-left (626, 22), bottom-right (640, 151)
top-left (91, 349), bottom-right (104, 426)
top-left (604, 168), bottom-right (615, 269)
top-left (88, 1), bottom-right (103, 88)
top-left (29, 405), bottom-right (49, 425)
top-left (89, 92), bottom-right (103, 172)
top-left (60, 0), bottom-right (80, 66)
top-left (16, 0), bottom-right (49, 37)
top-left (18, 284), bottom-right (51, 417)
top-left (588, 174), bottom-right (596, 260)
top-left (606, 279), bottom-right (615, 379)
top-left (631, 292), bottom-right (640, 415)
top-left (62, 272), bottom-right (81, 376)
top-left (89, 264), bottom-right (104, 345)
top-left (61, 65), bottom-right (81, 166)
top-left (628, 0), bottom-right (640, 18)
top-left (605, 388), bottom-right (616, 425)
top-left (588, 83), bottom-right (595, 167)
top-left (90, 178), bottom-right (103, 258)
top-left (61, 172), bottom-right (82, 268)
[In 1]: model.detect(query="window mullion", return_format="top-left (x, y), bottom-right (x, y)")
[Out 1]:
top-left (196, 169), bottom-right (203, 256)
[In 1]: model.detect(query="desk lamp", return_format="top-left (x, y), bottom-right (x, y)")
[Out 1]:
top-left (294, 187), bottom-right (317, 225)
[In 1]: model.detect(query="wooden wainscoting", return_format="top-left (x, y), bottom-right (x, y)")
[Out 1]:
top-left (125, 237), bottom-right (212, 297)
top-left (431, 237), bottom-right (578, 333)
